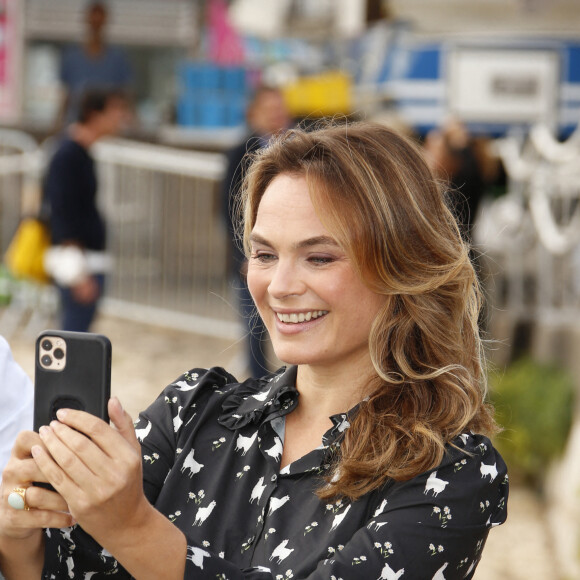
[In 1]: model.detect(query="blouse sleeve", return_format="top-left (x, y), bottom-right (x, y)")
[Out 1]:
top-left (136, 367), bottom-right (233, 504)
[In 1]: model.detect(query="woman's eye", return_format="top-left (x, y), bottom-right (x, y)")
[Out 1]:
top-left (252, 252), bottom-right (276, 263)
top-left (308, 255), bottom-right (335, 265)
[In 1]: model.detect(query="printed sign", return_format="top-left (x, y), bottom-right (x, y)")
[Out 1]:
top-left (448, 48), bottom-right (559, 124)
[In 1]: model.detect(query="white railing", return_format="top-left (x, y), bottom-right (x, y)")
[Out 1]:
top-left (93, 138), bottom-right (242, 339)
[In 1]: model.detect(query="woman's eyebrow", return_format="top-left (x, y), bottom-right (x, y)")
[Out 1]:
top-left (248, 232), bottom-right (272, 247)
top-left (249, 232), bottom-right (339, 250)
top-left (295, 235), bottom-right (339, 249)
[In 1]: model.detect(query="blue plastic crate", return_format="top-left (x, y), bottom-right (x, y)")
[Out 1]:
top-left (222, 66), bottom-right (247, 92)
top-left (226, 95), bottom-right (247, 127)
top-left (176, 95), bottom-right (198, 126)
top-left (199, 94), bottom-right (226, 127)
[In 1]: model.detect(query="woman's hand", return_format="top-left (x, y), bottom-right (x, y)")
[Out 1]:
top-left (30, 397), bottom-right (149, 545)
top-left (0, 431), bottom-right (74, 541)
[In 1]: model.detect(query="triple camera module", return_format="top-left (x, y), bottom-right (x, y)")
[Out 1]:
top-left (39, 336), bottom-right (67, 371)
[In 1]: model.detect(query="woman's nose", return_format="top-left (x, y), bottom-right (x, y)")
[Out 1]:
top-left (268, 259), bottom-right (306, 299)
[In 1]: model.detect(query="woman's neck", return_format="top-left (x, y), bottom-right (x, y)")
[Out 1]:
top-left (295, 356), bottom-right (376, 421)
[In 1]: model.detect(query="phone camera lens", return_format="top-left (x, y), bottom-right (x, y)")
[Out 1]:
top-left (53, 348), bottom-right (65, 360)
top-left (41, 354), bottom-right (52, 366)
top-left (41, 339), bottom-right (53, 351)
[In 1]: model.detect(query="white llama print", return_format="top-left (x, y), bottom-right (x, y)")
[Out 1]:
top-left (377, 561), bottom-right (405, 579)
top-left (135, 420), bottom-right (152, 442)
top-left (180, 449), bottom-right (204, 477)
top-left (269, 539), bottom-right (294, 564)
top-left (250, 476), bottom-right (267, 504)
top-left (193, 501), bottom-right (217, 526)
top-left (235, 431), bottom-right (258, 456)
top-left (424, 471), bottom-right (449, 497)
top-left (187, 546), bottom-right (210, 568)
top-left (480, 462), bottom-right (498, 482)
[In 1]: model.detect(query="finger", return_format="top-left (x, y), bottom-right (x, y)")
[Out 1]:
top-left (3, 502), bottom-right (75, 532)
top-left (47, 420), bottom-right (106, 478)
top-left (55, 407), bottom-right (135, 460)
top-left (25, 483), bottom-right (72, 513)
top-left (108, 397), bottom-right (139, 450)
top-left (10, 431), bottom-right (44, 460)
top-left (32, 434), bottom-right (86, 495)
top-left (2, 456), bottom-right (52, 488)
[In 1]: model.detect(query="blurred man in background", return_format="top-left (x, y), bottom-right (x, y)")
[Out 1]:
top-left (44, 89), bottom-right (128, 333)
top-left (57, 0), bottom-right (132, 129)
top-left (221, 85), bottom-right (292, 377)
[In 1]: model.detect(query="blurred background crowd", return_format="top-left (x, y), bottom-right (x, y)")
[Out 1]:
top-left (1, 1), bottom-right (580, 578)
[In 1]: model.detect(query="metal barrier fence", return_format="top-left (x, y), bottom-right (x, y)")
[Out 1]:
top-left (93, 139), bottom-right (241, 339)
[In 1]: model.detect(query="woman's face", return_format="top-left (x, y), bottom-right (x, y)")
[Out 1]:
top-left (247, 173), bottom-right (385, 372)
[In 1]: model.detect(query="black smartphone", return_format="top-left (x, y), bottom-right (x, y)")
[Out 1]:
top-left (34, 330), bottom-right (112, 431)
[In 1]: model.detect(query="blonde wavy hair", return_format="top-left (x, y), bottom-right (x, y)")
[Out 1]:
top-left (240, 121), bottom-right (497, 501)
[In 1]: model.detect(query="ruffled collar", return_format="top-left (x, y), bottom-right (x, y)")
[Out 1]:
top-left (218, 366), bottom-right (363, 444)
top-left (218, 366), bottom-right (299, 430)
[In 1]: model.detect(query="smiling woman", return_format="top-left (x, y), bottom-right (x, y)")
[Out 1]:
top-left (0, 122), bottom-right (507, 580)
top-left (242, 123), bottom-right (500, 497)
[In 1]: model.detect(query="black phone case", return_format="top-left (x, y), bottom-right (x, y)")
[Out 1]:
top-left (34, 330), bottom-right (112, 431)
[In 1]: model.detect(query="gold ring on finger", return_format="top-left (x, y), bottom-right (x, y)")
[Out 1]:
top-left (7, 487), bottom-right (30, 511)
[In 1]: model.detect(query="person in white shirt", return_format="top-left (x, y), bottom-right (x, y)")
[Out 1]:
top-left (0, 336), bottom-right (33, 481)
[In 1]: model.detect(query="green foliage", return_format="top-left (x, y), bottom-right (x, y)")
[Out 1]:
top-left (0, 264), bottom-right (14, 306)
top-left (489, 357), bottom-right (575, 488)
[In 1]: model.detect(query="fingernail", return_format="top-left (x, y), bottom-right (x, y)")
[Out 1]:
top-left (39, 425), bottom-right (50, 438)
top-left (56, 408), bottom-right (68, 420)
top-left (31, 445), bottom-right (42, 457)
top-left (113, 396), bottom-right (123, 411)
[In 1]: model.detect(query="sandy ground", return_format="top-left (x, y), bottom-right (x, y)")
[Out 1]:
top-left (5, 313), bottom-right (562, 579)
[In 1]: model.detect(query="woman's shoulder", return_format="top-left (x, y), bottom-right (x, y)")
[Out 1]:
top-left (431, 432), bottom-right (508, 493)
top-left (386, 432), bottom-right (508, 526)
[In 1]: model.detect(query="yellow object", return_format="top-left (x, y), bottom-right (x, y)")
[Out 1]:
top-left (282, 71), bottom-right (352, 117)
top-left (4, 217), bottom-right (51, 283)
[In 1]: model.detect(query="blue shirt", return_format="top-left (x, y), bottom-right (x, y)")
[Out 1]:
top-left (60, 44), bottom-right (132, 123)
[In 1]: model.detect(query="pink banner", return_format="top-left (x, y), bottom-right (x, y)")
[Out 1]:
top-left (0, 0), bottom-right (21, 121)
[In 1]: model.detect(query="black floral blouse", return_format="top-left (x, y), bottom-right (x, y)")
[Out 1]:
top-left (43, 366), bottom-right (508, 579)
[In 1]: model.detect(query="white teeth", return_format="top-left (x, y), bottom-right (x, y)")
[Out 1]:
top-left (276, 311), bottom-right (328, 324)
